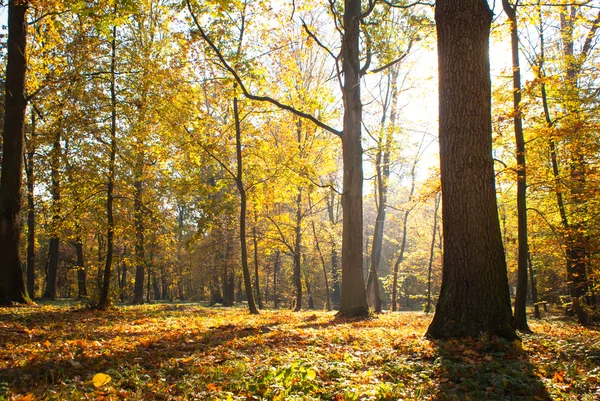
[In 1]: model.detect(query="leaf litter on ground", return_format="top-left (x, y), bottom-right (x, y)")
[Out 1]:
top-left (1, 303), bottom-right (599, 400)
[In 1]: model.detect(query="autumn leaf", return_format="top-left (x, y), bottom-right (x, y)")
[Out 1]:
top-left (92, 373), bottom-right (112, 388)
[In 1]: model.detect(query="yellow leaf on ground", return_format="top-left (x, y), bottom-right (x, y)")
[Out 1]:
top-left (92, 373), bottom-right (112, 388)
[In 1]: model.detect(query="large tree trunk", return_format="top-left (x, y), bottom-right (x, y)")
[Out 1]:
top-left (503, 0), bottom-right (530, 332)
top-left (43, 132), bottom-right (61, 300)
top-left (338, 0), bottom-right (368, 317)
top-left (0, 0), bottom-right (30, 305)
top-left (426, 0), bottom-right (516, 340)
top-left (98, 20), bottom-right (118, 310)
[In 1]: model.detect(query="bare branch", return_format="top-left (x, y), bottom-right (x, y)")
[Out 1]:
top-left (186, 0), bottom-right (342, 138)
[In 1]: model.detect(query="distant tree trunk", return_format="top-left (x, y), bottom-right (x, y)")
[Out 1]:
top-left (327, 193), bottom-right (341, 309)
top-left (233, 96), bottom-right (259, 315)
top-left (273, 249), bottom-right (280, 308)
top-left (25, 109), bottom-right (36, 299)
top-left (528, 251), bottom-right (540, 319)
top-left (503, 0), bottom-right (530, 332)
top-left (44, 131), bottom-right (61, 300)
top-left (391, 161), bottom-right (417, 311)
top-left (367, 66), bottom-right (398, 314)
top-left (536, 10), bottom-right (591, 325)
top-left (98, 19), bottom-right (118, 310)
top-left (305, 273), bottom-right (315, 310)
top-left (74, 230), bottom-right (87, 299)
top-left (425, 193), bottom-right (441, 314)
top-left (0, 0), bottom-right (31, 305)
top-left (338, 0), bottom-right (368, 317)
top-left (311, 218), bottom-right (331, 311)
top-left (426, 0), bottom-right (517, 340)
top-left (252, 209), bottom-right (263, 309)
top-left (132, 155), bottom-right (146, 304)
top-left (293, 189), bottom-right (303, 312)
top-left (222, 240), bottom-right (235, 307)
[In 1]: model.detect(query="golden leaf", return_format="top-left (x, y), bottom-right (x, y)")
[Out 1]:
top-left (92, 373), bottom-right (112, 388)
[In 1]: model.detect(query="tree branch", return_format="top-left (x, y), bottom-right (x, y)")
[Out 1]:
top-left (186, 0), bottom-right (342, 137)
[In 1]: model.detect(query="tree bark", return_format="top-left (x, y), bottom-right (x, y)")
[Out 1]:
top-left (0, 0), bottom-right (30, 305)
top-left (293, 189), bottom-right (303, 311)
top-left (311, 219), bottom-right (331, 311)
top-left (503, 0), bottom-right (530, 332)
top-left (426, 0), bottom-right (516, 340)
top-left (338, 0), bottom-right (368, 317)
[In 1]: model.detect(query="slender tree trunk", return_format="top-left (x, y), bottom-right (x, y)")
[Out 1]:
top-left (427, 0), bottom-right (516, 340)
top-left (98, 19), bottom-right (118, 310)
top-left (74, 229), bottom-right (87, 299)
top-left (311, 219), bottom-right (331, 311)
top-left (252, 209), bottom-right (263, 309)
top-left (44, 132), bottom-right (61, 300)
top-left (0, 0), bottom-right (30, 305)
top-left (327, 193), bottom-right (341, 309)
top-left (392, 160), bottom-right (417, 311)
top-left (527, 251), bottom-right (540, 319)
top-left (503, 0), bottom-right (530, 332)
top-left (304, 272), bottom-right (315, 310)
top-left (233, 96), bottom-right (258, 315)
top-left (337, 0), bottom-right (368, 317)
top-left (25, 110), bottom-right (36, 299)
top-left (273, 249), bottom-right (280, 308)
top-left (132, 155), bottom-right (145, 304)
top-left (293, 189), bottom-right (303, 311)
top-left (425, 193), bottom-right (440, 314)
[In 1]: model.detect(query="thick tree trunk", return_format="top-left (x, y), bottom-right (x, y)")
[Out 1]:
top-left (233, 97), bottom-right (259, 315)
top-left (98, 21), bottom-right (118, 310)
top-left (339, 0), bottom-right (368, 317)
top-left (427, 0), bottom-right (516, 340)
top-left (503, 0), bottom-right (530, 332)
top-left (0, 0), bottom-right (30, 305)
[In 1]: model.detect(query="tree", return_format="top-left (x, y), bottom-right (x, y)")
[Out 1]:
top-left (426, 0), bottom-right (516, 340)
top-left (502, 0), bottom-right (530, 332)
top-left (0, 0), bottom-right (31, 305)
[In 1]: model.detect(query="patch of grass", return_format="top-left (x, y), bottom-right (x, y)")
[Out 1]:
top-left (1, 304), bottom-right (599, 400)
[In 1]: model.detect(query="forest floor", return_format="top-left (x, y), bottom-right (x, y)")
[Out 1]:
top-left (1, 303), bottom-right (599, 401)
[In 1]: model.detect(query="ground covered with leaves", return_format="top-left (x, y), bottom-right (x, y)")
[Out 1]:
top-left (1, 303), bottom-right (599, 400)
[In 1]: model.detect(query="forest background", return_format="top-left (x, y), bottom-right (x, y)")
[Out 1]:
top-left (0, 0), bottom-right (599, 327)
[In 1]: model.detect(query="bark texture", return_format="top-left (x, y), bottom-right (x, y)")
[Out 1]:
top-left (427, 0), bottom-right (516, 340)
top-left (0, 0), bottom-right (30, 305)
top-left (339, 0), bottom-right (368, 317)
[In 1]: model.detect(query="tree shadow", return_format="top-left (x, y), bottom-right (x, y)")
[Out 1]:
top-left (428, 337), bottom-right (552, 400)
